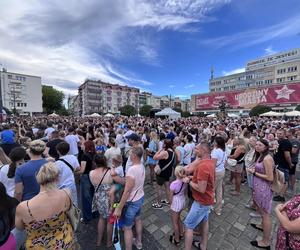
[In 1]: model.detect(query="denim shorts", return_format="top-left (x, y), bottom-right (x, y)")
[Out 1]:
top-left (278, 167), bottom-right (289, 183)
top-left (184, 200), bottom-right (210, 230)
top-left (122, 196), bottom-right (144, 228)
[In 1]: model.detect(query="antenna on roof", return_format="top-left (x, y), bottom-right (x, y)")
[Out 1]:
top-left (210, 66), bottom-right (214, 79)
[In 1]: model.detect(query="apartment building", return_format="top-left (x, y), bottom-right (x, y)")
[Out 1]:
top-left (0, 69), bottom-right (42, 114)
top-left (78, 80), bottom-right (139, 116)
top-left (209, 48), bottom-right (300, 92)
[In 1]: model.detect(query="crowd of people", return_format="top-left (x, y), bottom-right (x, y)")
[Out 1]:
top-left (0, 115), bottom-right (299, 250)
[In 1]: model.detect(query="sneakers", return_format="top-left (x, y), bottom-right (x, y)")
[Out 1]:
top-left (133, 238), bottom-right (143, 250)
top-left (161, 199), bottom-right (170, 206)
top-left (273, 195), bottom-right (285, 202)
top-left (249, 212), bottom-right (262, 218)
top-left (152, 203), bottom-right (163, 209)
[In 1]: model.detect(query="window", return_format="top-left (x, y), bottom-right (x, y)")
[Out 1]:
top-left (277, 68), bottom-right (286, 74)
top-left (264, 79), bottom-right (273, 84)
top-left (287, 76), bottom-right (297, 81)
top-left (8, 75), bottom-right (12, 79)
top-left (287, 66), bottom-right (297, 72)
top-left (276, 77), bottom-right (285, 83)
top-left (24, 103), bottom-right (27, 107)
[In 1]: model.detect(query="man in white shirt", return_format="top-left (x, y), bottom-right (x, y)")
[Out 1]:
top-left (55, 141), bottom-right (80, 205)
top-left (183, 134), bottom-right (194, 165)
top-left (65, 127), bottom-right (80, 156)
top-left (125, 133), bottom-right (144, 173)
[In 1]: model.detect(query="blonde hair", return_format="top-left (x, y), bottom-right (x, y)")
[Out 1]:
top-left (150, 131), bottom-right (158, 141)
top-left (29, 140), bottom-right (46, 155)
top-left (36, 162), bottom-right (59, 188)
top-left (112, 154), bottom-right (123, 166)
top-left (174, 165), bottom-right (185, 179)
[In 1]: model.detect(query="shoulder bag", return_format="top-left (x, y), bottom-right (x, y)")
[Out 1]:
top-left (63, 189), bottom-right (81, 231)
top-left (154, 151), bottom-right (175, 175)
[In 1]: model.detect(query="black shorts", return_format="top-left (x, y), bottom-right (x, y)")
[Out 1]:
top-left (156, 175), bottom-right (170, 186)
top-left (289, 163), bottom-right (297, 175)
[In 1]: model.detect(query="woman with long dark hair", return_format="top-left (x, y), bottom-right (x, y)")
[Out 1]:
top-left (247, 139), bottom-right (274, 249)
top-left (211, 136), bottom-right (227, 216)
top-left (78, 140), bottom-right (96, 224)
top-left (0, 147), bottom-right (26, 197)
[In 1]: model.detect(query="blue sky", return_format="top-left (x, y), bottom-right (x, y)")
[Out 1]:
top-left (0, 0), bottom-right (300, 99)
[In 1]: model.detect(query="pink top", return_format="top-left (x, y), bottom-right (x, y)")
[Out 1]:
top-left (170, 179), bottom-right (186, 196)
top-left (126, 164), bottom-right (145, 202)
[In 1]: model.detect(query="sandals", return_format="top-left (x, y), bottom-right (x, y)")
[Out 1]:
top-left (169, 235), bottom-right (180, 246)
top-left (133, 238), bottom-right (143, 250)
top-left (152, 203), bottom-right (163, 209)
top-left (192, 240), bottom-right (203, 250)
top-left (172, 232), bottom-right (184, 240)
top-left (250, 223), bottom-right (263, 232)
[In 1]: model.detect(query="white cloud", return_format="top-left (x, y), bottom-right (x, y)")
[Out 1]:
top-left (264, 46), bottom-right (278, 55)
top-left (222, 67), bottom-right (245, 76)
top-left (0, 0), bottom-right (231, 95)
top-left (185, 84), bottom-right (195, 88)
top-left (201, 14), bottom-right (300, 50)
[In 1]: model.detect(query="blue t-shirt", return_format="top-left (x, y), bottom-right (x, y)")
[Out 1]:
top-left (1, 130), bottom-right (15, 144)
top-left (15, 159), bottom-right (47, 201)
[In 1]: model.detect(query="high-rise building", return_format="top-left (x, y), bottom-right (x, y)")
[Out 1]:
top-left (78, 80), bottom-right (139, 116)
top-left (0, 70), bottom-right (42, 114)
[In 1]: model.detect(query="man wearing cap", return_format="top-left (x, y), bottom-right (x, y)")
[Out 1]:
top-left (125, 133), bottom-right (144, 173)
top-left (14, 140), bottom-right (48, 201)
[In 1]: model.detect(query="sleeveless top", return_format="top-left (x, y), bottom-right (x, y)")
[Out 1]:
top-left (230, 147), bottom-right (245, 164)
top-left (24, 200), bottom-right (75, 249)
top-left (158, 150), bottom-right (175, 178)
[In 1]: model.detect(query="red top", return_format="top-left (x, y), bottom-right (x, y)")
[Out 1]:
top-left (191, 159), bottom-right (215, 206)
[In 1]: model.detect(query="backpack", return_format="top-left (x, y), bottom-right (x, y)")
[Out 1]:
top-left (271, 167), bottom-right (285, 194)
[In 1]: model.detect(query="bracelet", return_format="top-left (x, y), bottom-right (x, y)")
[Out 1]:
top-left (253, 172), bottom-right (257, 177)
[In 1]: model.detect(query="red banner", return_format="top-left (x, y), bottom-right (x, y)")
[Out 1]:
top-left (195, 83), bottom-right (300, 110)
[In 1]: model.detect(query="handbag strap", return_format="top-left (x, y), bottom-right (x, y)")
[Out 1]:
top-left (216, 151), bottom-right (226, 168)
top-left (95, 169), bottom-right (109, 193)
top-left (58, 158), bottom-right (74, 172)
top-left (174, 182), bottom-right (184, 195)
top-left (62, 189), bottom-right (73, 211)
top-left (160, 150), bottom-right (175, 173)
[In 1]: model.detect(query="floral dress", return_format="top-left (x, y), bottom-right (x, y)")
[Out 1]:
top-left (252, 161), bottom-right (273, 214)
top-left (92, 183), bottom-right (112, 219)
top-left (276, 195), bottom-right (300, 250)
top-left (24, 201), bottom-right (75, 249)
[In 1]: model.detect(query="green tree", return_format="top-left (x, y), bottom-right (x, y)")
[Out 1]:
top-left (249, 105), bottom-right (271, 117)
top-left (181, 111), bottom-right (191, 117)
top-left (42, 85), bottom-right (65, 114)
top-left (120, 105), bottom-right (136, 116)
top-left (139, 105), bottom-right (153, 117)
top-left (295, 104), bottom-right (300, 111)
top-left (173, 107), bottom-right (183, 113)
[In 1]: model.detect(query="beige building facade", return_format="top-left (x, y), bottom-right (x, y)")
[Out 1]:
top-left (209, 48), bottom-right (300, 93)
top-left (78, 80), bottom-right (139, 116)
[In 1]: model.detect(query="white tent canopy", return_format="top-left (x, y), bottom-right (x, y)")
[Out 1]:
top-left (227, 113), bottom-right (239, 118)
top-left (48, 112), bottom-right (59, 117)
top-left (285, 110), bottom-right (300, 117)
top-left (104, 113), bottom-right (114, 117)
top-left (89, 113), bottom-right (101, 117)
top-left (259, 111), bottom-right (282, 117)
top-left (206, 113), bottom-right (216, 118)
top-left (155, 108), bottom-right (181, 119)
